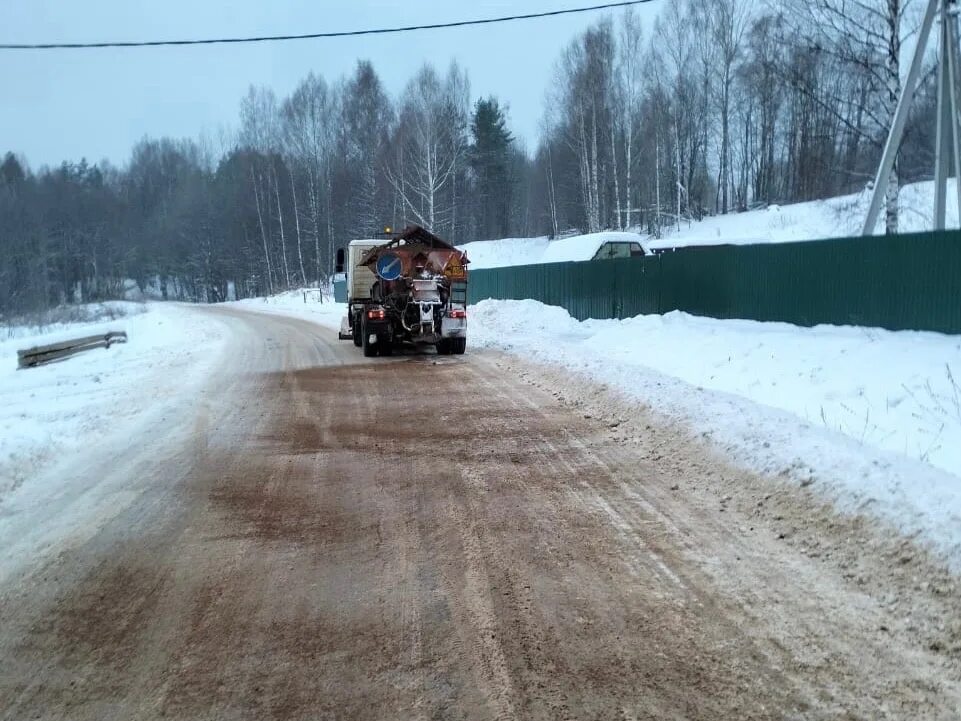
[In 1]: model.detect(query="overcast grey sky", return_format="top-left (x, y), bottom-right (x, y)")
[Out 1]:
top-left (2, 0), bottom-right (665, 170)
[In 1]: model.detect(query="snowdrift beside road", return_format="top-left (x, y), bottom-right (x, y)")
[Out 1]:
top-left (470, 299), bottom-right (961, 566)
top-left (229, 291), bottom-right (346, 330)
top-left (0, 303), bottom-right (229, 501)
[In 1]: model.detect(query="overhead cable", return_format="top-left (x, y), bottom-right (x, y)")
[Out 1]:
top-left (0, 1), bottom-right (655, 51)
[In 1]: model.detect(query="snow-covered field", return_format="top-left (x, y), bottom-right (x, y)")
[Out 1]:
top-left (468, 299), bottom-right (961, 566)
top-left (0, 303), bottom-right (229, 500)
top-left (461, 179), bottom-right (960, 269)
top-left (648, 179), bottom-right (960, 252)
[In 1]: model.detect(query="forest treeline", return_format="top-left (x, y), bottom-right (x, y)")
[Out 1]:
top-left (0, 0), bottom-right (938, 315)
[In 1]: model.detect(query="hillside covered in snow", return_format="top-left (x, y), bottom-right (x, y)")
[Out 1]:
top-left (461, 179), bottom-right (961, 270)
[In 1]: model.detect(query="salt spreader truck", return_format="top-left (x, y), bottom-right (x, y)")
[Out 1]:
top-left (337, 226), bottom-right (469, 357)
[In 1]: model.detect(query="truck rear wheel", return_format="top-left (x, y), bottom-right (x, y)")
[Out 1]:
top-left (352, 316), bottom-right (362, 347)
top-left (451, 337), bottom-right (467, 355)
top-left (362, 321), bottom-right (377, 358)
top-left (436, 339), bottom-right (452, 355)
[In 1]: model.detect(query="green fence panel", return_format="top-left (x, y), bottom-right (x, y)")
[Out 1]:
top-left (468, 230), bottom-right (961, 334)
top-left (658, 231), bottom-right (961, 332)
top-left (612, 256), bottom-right (661, 318)
top-left (469, 261), bottom-right (608, 320)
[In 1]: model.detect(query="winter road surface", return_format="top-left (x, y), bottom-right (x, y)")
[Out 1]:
top-left (2, 307), bottom-right (961, 720)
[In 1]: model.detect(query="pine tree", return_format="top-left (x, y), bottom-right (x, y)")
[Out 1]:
top-left (1, 152), bottom-right (25, 189)
top-left (469, 97), bottom-right (514, 240)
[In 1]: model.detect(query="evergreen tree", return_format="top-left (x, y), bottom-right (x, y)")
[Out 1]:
top-left (1, 152), bottom-right (25, 189)
top-left (469, 97), bottom-right (514, 240)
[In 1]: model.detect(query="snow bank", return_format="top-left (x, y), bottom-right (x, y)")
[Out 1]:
top-left (2, 301), bottom-right (146, 341)
top-left (0, 303), bottom-right (229, 500)
top-left (229, 290), bottom-right (346, 330)
top-left (470, 299), bottom-right (961, 564)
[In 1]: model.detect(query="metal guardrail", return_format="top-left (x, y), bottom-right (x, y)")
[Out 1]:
top-left (17, 331), bottom-right (128, 369)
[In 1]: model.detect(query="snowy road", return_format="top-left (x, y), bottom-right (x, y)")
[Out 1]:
top-left (2, 306), bottom-right (960, 720)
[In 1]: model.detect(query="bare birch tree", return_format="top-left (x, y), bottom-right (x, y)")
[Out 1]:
top-left (387, 64), bottom-right (467, 234)
top-left (786, 0), bottom-right (917, 233)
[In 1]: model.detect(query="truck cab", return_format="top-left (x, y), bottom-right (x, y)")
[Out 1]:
top-left (337, 238), bottom-right (384, 347)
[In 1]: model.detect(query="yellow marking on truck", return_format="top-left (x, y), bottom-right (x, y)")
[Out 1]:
top-left (445, 261), bottom-right (466, 280)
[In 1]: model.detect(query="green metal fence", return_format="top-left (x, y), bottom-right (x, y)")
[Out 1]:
top-left (467, 230), bottom-right (961, 334)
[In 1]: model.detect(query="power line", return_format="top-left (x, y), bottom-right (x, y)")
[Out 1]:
top-left (0, 1), bottom-right (655, 51)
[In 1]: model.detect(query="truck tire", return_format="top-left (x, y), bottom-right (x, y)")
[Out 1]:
top-left (362, 320), bottom-right (377, 357)
top-left (435, 339), bottom-right (451, 355)
top-left (451, 337), bottom-right (467, 355)
top-left (352, 316), bottom-right (362, 347)
top-left (378, 334), bottom-right (393, 356)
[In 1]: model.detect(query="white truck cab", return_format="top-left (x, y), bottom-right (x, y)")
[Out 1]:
top-left (346, 239), bottom-right (382, 301)
top-left (338, 239), bottom-right (385, 343)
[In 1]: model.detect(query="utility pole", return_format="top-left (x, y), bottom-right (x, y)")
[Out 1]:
top-left (863, 0), bottom-right (961, 235)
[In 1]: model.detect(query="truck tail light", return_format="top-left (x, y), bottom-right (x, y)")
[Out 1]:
top-left (367, 308), bottom-right (386, 320)
top-left (448, 309), bottom-right (467, 319)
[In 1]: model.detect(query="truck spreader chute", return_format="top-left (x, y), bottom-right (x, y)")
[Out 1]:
top-left (338, 226), bottom-right (469, 357)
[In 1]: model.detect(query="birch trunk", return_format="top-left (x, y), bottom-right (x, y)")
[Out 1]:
top-left (674, 115), bottom-right (683, 231)
top-left (655, 130), bottom-right (662, 237)
top-left (251, 168), bottom-right (273, 294)
top-left (271, 165), bottom-right (291, 288)
top-left (624, 125), bottom-right (633, 229)
top-left (611, 121), bottom-right (623, 231)
top-left (288, 165), bottom-right (306, 286)
top-left (589, 102), bottom-right (601, 232)
top-left (307, 170), bottom-right (321, 286)
top-left (547, 142), bottom-right (559, 237)
top-left (721, 75), bottom-right (731, 214)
